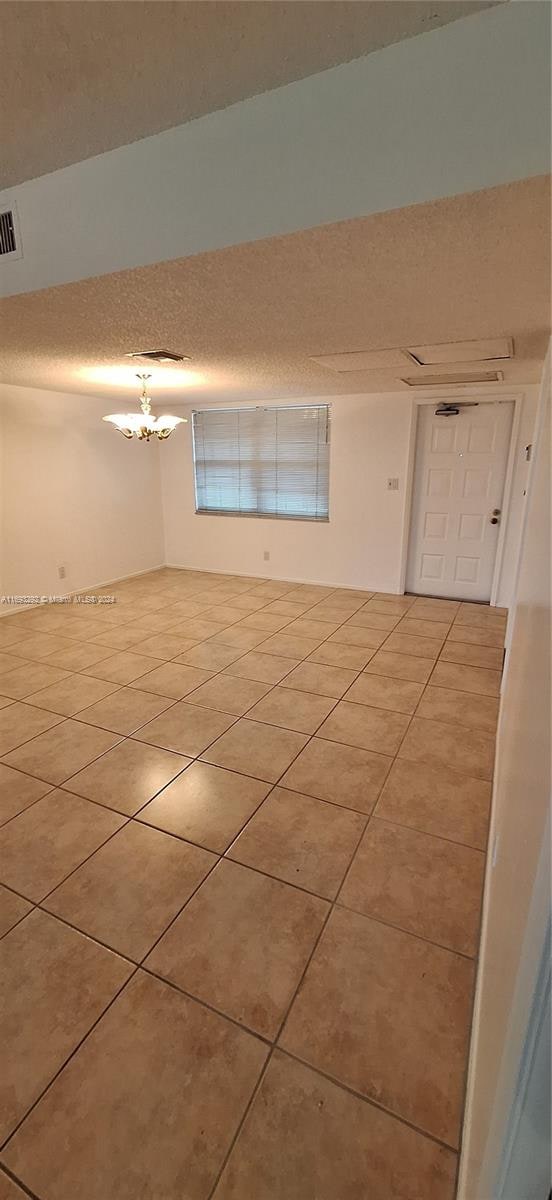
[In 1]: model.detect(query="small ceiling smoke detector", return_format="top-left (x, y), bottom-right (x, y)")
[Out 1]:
top-left (407, 337), bottom-right (513, 366)
top-left (402, 370), bottom-right (504, 387)
top-left (125, 349), bottom-right (191, 363)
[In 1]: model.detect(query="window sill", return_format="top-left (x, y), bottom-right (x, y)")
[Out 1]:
top-left (194, 509), bottom-right (329, 524)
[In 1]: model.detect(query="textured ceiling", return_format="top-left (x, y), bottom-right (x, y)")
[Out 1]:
top-left (0, 176), bottom-right (549, 401)
top-left (1, 0), bottom-right (500, 187)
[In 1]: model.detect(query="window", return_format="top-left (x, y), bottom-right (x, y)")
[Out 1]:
top-left (192, 404), bottom-right (330, 521)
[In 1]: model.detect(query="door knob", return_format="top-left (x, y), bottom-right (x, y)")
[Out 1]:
top-left (490, 517), bottom-right (500, 525)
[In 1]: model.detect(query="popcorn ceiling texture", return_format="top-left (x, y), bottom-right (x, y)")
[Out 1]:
top-left (1, 0), bottom-right (499, 187)
top-left (0, 177), bottom-right (549, 403)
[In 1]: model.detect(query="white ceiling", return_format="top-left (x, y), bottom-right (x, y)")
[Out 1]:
top-left (0, 177), bottom-right (549, 402)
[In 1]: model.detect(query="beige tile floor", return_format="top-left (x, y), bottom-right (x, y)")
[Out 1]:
top-left (0, 568), bottom-right (506, 1199)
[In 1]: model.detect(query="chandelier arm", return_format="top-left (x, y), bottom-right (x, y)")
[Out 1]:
top-left (103, 372), bottom-right (186, 440)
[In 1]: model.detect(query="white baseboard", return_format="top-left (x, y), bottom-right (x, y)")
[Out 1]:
top-left (164, 561), bottom-right (400, 594)
top-left (1, 560), bottom-right (404, 620)
top-left (0, 562), bottom-right (166, 618)
top-left (75, 563), bottom-right (167, 593)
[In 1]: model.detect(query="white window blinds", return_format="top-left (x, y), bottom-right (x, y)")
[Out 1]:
top-left (192, 405), bottom-right (330, 521)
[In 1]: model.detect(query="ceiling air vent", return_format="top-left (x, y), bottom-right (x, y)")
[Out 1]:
top-left (401, 370), bottom-right (504, 387)
top-left (0, 208), bottom-right (22, 260)
top-left (126, 349), bottom-right (190, 363)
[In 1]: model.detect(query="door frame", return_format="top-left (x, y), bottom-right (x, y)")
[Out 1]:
top-left (398, 390), bottom-right (523, 606)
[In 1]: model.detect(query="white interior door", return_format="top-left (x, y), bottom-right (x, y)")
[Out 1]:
top-left (406, 401), bottom-right (514, 601)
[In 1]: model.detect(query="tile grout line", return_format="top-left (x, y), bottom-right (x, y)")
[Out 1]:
top-left (1, 580), bottom-right (423, 720)
top-left (2, 829), bottom-right (481, 965)
top-left (128, 665), bottom-right (373, 975)
top-left (0, 587), bottom-right (314, 796)
top-left (4, 743), bottom-right (205, 909)
top-left (205, 609), bottom-right (470, 1186)
top-left (331, 617), bottom-right (493, 958)
top-left (279, 1045), bottom-right (463, 1154)
top-left (1, 586), bottom-right (498, 934)
top-left (0, 583), bottom-right (385, 1174)
top-left (1, 591), bottom-right (499, 858)
top-left (1, 591), bottom-right (386, 887)
top-left (206, 1049), bottom-right (275, 1199)
top-left (0, 1161), bottom-right (43, 1200)
top-left (339, 605), bottom-right (502, 1192)
top-left (1, 580), bottom-right (376, 1174)
top-left (204, 791), bottom-right (373, 1199)
top-left (0, 962), bottom-right (141, 1157)
top-left (0, 579), bottom-right (367, 760)
top-left (366, 806), bottom-right (489, 854)
top-left (452, 768), bottom-right (500, 1200)
top-left (205, 675), bottom-right (470, 1196)
top-left (0, 658), bottom-right (497, 783)
top-left (0, 570), bottom-right (505, 1194)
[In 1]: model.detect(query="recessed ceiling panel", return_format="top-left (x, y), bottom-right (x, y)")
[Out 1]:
top-left (407, 336), bottom-right (513, 364)
top-left (311, 349), bottom-right (412, 372)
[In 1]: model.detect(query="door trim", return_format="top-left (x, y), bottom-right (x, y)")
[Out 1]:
top-left (398, 391), bottom-right (523, 605)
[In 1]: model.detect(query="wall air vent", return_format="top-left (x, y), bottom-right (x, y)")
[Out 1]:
top-left (0, 211), bottom-right (16, 254)
top-left (0, 208), bottom-right (22, 260)
top-left (126, 349), bottom-right (190, 363)
top-left (402, 370), bottom-right (504, 387)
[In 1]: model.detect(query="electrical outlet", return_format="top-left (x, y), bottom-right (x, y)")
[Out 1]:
top-left (263, 551), bottom-right (270, 562)
top-left (57, 565), bottom-right (66, 580)
top-left (387, 478), bottom-right (399, 491)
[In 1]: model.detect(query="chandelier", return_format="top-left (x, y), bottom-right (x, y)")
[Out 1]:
top-left (103, 374), bottom-right (186, 441)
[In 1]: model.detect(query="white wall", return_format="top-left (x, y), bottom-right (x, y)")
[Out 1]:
top-left (0, 383), bottom-right (536, 603)
top-left (0, 399), bottom-right (4, 597)
top-left (494, 390), bottom-right (538, 613)
top-left (0, 384), bottom-right (164, 603)
top-left (159, 389), bottom-right (537, 598)
top-left (458, 348), bottom-right (551, 1198)
top-left (161, 394), bottom-right (411, 591)
top-left (1, 1), bottom-right (550, 298)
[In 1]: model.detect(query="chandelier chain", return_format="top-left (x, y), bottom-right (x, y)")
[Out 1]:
top-left (138, 374), bottom-right (152, 416)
